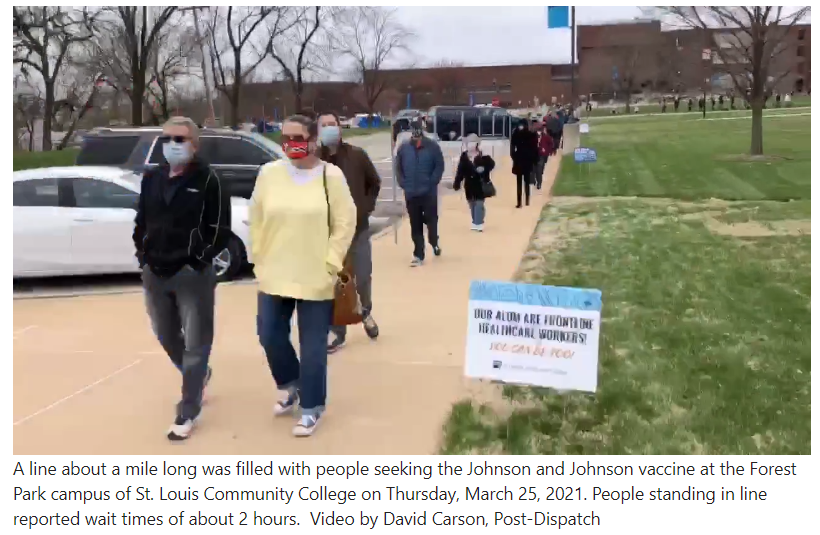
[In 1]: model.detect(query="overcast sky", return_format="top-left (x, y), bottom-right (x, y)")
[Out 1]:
top-left (391, 6), bottom-right (644, 67)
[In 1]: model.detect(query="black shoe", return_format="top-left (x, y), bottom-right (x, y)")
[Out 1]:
top-left (363, 314), bottom-right (379, 339)
top-left (516, 204), bottom-right (522, 208)
top-left (327, 332), bottom-right (346, 354)
top-left (433, 245), bottom-right (442, 257)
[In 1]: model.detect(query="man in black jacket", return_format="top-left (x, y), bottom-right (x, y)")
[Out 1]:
top-left (133, 116), bottom-right (231, 441)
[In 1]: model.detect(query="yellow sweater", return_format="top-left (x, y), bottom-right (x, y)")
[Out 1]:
top-left (249, 160), bottom-right (356, 300)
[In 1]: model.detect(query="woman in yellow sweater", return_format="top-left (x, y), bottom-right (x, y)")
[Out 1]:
top-left (249, 115), bottom-right (356, 437)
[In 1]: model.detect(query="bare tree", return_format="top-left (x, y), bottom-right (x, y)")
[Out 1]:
top-left (657, 6), bottom-right (810, 155)
top-left (95, 7), bottom-right (177, 126)
top-left (334, 7), bottom-right (413, 114)
top-left (52, 67), bottom-right (104, 150)
top-left (269, 6), bottom-right (331, 112)
top-left (147, 24), bottom-right (200, 123)
top-left (611, 45), bottom-right (646, 113)
top-left (13, 7), bottom-right (97, 150)
top-left (208, 7), bottom-right (287, 127)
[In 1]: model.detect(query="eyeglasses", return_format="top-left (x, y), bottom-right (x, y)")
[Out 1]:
top-left (159, 135), bottom-right (190, 144)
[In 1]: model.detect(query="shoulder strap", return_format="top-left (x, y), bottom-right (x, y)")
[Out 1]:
top-left (322, 164), bottom-right (330, 230)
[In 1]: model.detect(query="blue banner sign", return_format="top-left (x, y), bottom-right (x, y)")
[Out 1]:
top-left (574, 147), bottom-right (598, 163)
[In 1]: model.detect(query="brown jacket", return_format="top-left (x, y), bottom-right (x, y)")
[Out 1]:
top-left (319, 142), bottom-right (381, 235)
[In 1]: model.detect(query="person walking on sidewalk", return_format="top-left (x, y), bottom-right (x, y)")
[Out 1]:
top-left (510, 118), bottom-right (538, 208)
top-left (250, 114), bottom-right (356, 437)
top-left (132, 116), bottom-right (231, 441)
top-left (317, 112), bottom-right (381, 353)
top-left (453, 134), bottom-right (495, 232)
top-left (535, 122), bottom-right (554, 190)
top-left (395, 120), bottom-right (445, 267)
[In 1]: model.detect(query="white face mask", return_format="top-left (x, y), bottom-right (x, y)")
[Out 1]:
top-left (162, 141), bottom-right (194, 167)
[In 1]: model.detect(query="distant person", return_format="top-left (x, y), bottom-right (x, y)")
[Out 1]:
top-left (510, 118), bottom-right (538, 208)
top-left (698, 96), bottom-right (705, 111)
top-left (453, 134), bottom-right (496, 232)
top-left (395, 120), bottom-right (444, 267)
top-left (718, 94), bottom-right (724, 109)
top-left (132, 116), bottom-right (231, 441)
top-left (775, 92), bottom-right (781, 108)
top-left (710, 95), bottom-right (716, 110)
top-left (688, 98), bottom-right (693, 112)
top-left (674, 96), bottom-right (680, 112)
top-left (317, 112), bottom-right (382, 353)
top-left (784, 92), bottom-right (792, 107)
top-left (535, 122), bottom-right (554, 190)
top-left (250, 114), bottom-right (356, 437)
top-left (661, 98), bottom-right (667, 113)
top-left (545, 111), bottom-right (562, 155)
top-left (730, 94), bottom-right (736, 110)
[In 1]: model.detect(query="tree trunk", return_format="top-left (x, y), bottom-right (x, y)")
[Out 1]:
top-left (131, 73), bottom-right (146, 126)
top-left (43, 82), bottom-right (55, 151)
top-left (27, 125), bottom-right (34, 151)
top-left (230, 83), bottom-right (241, 128)
top-left (750, 101), bottom-right (764, 155)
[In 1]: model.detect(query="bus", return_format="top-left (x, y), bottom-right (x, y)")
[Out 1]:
top-left (425, 106), bottom-right (514, 140)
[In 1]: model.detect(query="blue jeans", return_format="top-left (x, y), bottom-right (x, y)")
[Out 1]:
top-left (143, 265), bottom-right (215, 421)
top-left (257, 293), bottom-right (333, 415)
top-left (468, 200), bottom-right (485, 225)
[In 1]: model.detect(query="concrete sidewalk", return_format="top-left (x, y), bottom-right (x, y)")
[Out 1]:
top-left (13, 156), bottom-right (561, 455)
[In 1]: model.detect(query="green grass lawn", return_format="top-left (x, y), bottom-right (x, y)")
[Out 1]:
top-left (555, 111), bottom-right (810, 201)
top-left (443, 198), bottom-right (810, 455)
top-left (443, 105), bottom-right (810, 455)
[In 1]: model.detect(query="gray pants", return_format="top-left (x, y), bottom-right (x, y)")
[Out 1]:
top-left (143, 265), bottom-right (216, 421)
top-left (330, 231), bottom-right (373, 339)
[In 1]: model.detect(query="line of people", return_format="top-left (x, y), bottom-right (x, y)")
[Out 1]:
top-left (133, 113), bottom-right (383, 440)
top-left (132, 112), bottom-right (551, 442)
top-left (510, 116), bottom-right (557, 208)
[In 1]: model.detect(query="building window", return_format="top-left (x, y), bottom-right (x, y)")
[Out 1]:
top-left (798, 28), bottom-right (806, 40)
top-left (797, 45), bottom-right (805, 57)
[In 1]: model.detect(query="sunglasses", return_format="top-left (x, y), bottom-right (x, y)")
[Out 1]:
top-left (159, 135), bottom-right (190, 144)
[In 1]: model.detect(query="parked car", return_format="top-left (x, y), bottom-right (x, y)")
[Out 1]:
top-left (76, 127), bottom-right (286, 199)
top-left (13, 166), bottom-right (251, 281)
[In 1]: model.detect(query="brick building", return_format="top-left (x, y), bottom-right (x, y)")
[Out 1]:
top-left (224, 21), bottom-right (810, 121)
top-left (578, 20), bottom-right (810, 97)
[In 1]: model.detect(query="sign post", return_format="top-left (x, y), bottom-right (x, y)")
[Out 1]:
top-left (465, 281), bottom-right (602, 392)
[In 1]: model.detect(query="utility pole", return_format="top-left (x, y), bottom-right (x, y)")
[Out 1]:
top-left (570, 6), bottom-right (577, 105)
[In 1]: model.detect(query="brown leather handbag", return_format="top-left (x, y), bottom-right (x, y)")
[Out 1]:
top-left (323, 166), bottom-right (363, 326)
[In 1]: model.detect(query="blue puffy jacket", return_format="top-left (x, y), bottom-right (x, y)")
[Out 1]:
top-left (395, 138), bottom-right (445, 198)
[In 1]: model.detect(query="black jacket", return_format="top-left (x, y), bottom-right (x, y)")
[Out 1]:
top-left (133, 157), bottom-right (231, 277)
top-left (453, 152), bottom-right (495, 201)
top-left (510, 127), bottom-right (538, 175)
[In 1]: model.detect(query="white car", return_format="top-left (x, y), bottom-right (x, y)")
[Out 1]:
top-left (13, 166), bottom-right (251, 280)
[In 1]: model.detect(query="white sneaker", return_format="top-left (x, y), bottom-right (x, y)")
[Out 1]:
top-left (167, 415), bottom-right (198, 441)
top-left (410, 257), bottom-right (424, 267)
top-left (471, 224), bottom-right (479, 231)
top-left (476, 224), bottom-right (484, 232)
top-left (293, 413), bottom-right (321, 437)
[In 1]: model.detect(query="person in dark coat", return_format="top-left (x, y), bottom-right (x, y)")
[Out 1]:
top-left (510, 118), bottom-right (538, 208)
top-left (453, 134), bottom-right (496, 232)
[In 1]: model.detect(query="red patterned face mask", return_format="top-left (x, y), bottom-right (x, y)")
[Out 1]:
top-left (282, 139), bottom-right (310, 159)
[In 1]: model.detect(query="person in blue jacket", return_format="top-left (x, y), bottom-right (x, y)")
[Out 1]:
top-left (395, 121), bottom-right (445, 267)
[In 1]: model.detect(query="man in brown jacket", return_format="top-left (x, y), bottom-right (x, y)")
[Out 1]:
top-left (318, 112), bottom-right (382, 353)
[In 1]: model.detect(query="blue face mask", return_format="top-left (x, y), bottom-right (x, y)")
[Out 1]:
top-left (319, 125), bottom-right (341, 147)
top-left (162, 141), bottom-right (194, 167)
